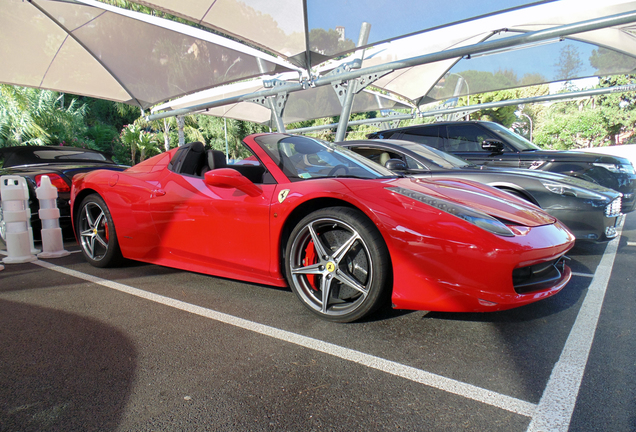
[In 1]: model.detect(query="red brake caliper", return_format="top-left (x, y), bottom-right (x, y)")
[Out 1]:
top-left (103, 220), bottom-right (109, 242)
top-left (303, 239), bottom-right (318, 290)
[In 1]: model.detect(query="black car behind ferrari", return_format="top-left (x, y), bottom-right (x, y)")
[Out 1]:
top-left (0, 146), bottom-right (127, 240)
top-left (367, 120), bottom-right (636, 213)
top-left (342, 139), bottom-right (623, 242)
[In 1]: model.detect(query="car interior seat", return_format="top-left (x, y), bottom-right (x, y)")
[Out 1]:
top-left (379, 152), bottom-right (391, 167)
top-left (199, 149), bottom-right (227, 176)
top-left (178, 142), bottom-right (206, 175)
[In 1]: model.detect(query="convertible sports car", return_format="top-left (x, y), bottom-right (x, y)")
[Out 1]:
top-left (70, 134), bottom-right (575, 322)
top-left (342, 139), bottom-right (623, 242)
top-left (0, 145), bottom-right (127, 241)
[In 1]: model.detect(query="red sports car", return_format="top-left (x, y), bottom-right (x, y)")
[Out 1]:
top-left (70, 133), bottom-right (575, 322)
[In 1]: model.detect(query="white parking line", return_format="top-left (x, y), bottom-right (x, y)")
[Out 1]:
top-left (572, 272), bottom-right (594, 278)
top-left (32, 259), bottom-right (536, 417)
top-left (527, 223), bottom-right (623, 432)
top-left (0, 248), bottom-right (81, 256)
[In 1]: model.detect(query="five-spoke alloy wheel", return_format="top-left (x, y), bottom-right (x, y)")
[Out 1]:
top-left (285, 207), bottom-right (390, 322)
top-left (77, 194), bottom-right (122, 267)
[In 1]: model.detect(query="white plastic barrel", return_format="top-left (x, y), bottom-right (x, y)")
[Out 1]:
top-left (36, 175), bottom-right (69, 258)
top-left (1, 176), bottom-right (37, 263)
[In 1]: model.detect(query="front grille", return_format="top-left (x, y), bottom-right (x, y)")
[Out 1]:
top-left (605, 196), bottom-right (622, 217)
top-left (512, 256), bottom-right (568, 294)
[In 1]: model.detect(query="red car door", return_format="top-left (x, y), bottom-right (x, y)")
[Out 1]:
top-left (147, 170), bottom-right (276, 282)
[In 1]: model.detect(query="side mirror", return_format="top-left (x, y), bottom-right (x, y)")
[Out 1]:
top-left (482, 139), bottom-right (505, 153)
top-left (204, 168), bottom-right (262, 197)
top-left (385, 158), bottom-right (407, 171)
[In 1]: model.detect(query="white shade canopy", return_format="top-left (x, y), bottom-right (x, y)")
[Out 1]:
top-left (0, 0), bottom-right (300, 110)
top-left (136, 0), bottom-right (636, 121)
top-left (3, 0), bottom-right (636, 127)
top-left (318, 0), bottom-right (636, 107)
top-left (127, 0), bottom-right (560, 69)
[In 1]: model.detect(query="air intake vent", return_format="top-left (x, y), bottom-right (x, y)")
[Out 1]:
top-left (512, 256), bottom-right (569, 294)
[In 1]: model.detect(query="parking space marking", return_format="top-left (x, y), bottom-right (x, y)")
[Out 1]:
top-left (32, 258), bottom-right (536, 417)
top-left (571, 272), bottom-right (594, 278)
top-left (527, 224), bottom-right (623, 432)
top-left (0, 249), bottom-right (81, 256)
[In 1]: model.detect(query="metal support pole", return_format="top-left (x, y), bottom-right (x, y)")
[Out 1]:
top-left (224, 117), bottom-right (229, 161)
top-left (334, 22), bottom-right (372, 142)
top-left (256, 58), bottom-right (287, 132)
top-left (271, 93), bottom-right (287, 133)
top-left (334, 83), bottom-right (357, 141)
top-left (177, 115), bottom-right (185, 146)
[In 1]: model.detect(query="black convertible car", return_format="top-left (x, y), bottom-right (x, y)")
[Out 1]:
top-left (342, 139), bottom-right (623, 242)
top-left (367, 120), bottom-right (636, 213)
top-left (0, 146), bottom-right (127, 241)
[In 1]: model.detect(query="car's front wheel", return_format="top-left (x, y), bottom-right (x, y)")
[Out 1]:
top-left (77, 194), bottom-right (123, 268)
top-left (285, 207), bottom-right (390, 322)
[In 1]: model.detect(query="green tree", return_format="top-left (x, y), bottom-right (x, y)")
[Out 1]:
top-left (590, 47), bottom-right (636, 76)
top-left (0, 85), bottom-right (91, 147)
top-left (554, 44), bottom-right (584, 81)
top-left (533, 75), bottom-right (636, 149)
top-left (120, 124), bottom-right (141, 164)
top-left (0, 85), bottom-right (50, 146)
top-left (308, 28), bottom-right (356, 56)
top-left (137, 130), bottom-right (159, 162)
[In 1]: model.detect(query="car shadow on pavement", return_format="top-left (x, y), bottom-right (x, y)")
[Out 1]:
top-left (0, 300), bottom-right (136, 432)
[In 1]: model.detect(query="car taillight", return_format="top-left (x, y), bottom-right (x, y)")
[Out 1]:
top-left (35, 174), bottom-right (71, 193)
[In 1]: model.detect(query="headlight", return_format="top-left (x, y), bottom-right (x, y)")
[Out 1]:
top-left (540, 180), bottom-right (606, 200)
top-left (592, 162), bottom-right (635, 174)
top-left (387, 186), bottom-right (515, 237)
top-left (605, 197), bottom-right (622, 217)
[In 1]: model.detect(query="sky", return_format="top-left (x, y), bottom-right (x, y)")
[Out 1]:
top-left (305, 0), bottom-right (555, 45)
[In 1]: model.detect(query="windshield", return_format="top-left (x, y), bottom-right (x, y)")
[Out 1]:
top-left (32, 149), bottom-right (110, 161)
top-left (398, 142), bottom-right (473, 169)
top-left (255, 135), bottom-right (397, 180)
top-left (485, 122), bottom-right (540, 151)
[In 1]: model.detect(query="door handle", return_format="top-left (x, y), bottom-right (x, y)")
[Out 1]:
top-left (151, 189), bottom-right (166, 198)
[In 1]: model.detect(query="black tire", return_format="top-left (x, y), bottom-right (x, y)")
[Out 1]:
top-left (285, 206), bottom-right (390, 322)
top-left (499, 187), bottom-right (531, 202)
top-left (76, 194), bottom-right (123, 268)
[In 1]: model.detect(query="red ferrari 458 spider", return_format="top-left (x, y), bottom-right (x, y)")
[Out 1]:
top-left (70, 133), bottom-right (575, 322)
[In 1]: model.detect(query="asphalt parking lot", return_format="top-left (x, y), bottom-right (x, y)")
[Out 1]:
top-left (1, 214), bottom-right (634, 432)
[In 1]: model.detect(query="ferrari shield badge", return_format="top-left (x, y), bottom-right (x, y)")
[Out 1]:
top-left (278, 189), bottom-right (290, 203)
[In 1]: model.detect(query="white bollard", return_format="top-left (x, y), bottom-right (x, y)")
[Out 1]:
top-left (25, 207), bottom-right (41, 255)
top-left (1, 176), bottom-right (37, 264)
top-left (0, 189), bottom-right (2, 271)
top-left (19, 176), bottom-right (40, 254)
top-left (36, 175), bottom-right (69, 259)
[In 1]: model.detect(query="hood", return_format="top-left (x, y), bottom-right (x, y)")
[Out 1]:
top-left (521, 150), bottom-right (632, 165)
top-left (388, 177), bottom-right (555, 227)
top-left (477, 167), bottom-right (621, 198)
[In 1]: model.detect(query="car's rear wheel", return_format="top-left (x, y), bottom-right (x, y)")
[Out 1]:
top-left (285, 207), bottom-right (390, 322)
top-left (77, 194), bottom-right (123, 268)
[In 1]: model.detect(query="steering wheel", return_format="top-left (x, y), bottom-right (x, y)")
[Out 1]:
top-left (328, 164), bottom-right (349, 177)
